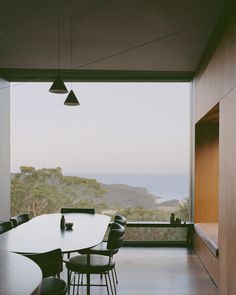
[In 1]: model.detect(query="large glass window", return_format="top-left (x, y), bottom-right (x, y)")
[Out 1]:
top-left (11, 82), bottom-right (191, 223)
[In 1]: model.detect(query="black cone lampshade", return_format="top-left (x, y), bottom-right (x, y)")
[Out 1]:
top-left (64, 90), bottom-right (80, 106)
top-left (49, 74), bottom-right (68, 94)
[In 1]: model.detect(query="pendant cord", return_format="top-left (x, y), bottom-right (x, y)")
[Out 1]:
top-left (57, 0), bottom-right (61, 73)
top-left (70, 0), bottom-right (73, 90)
top-left (70, 18), bottom-right (73, 89)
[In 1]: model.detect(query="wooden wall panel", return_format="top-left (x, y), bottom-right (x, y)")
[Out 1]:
top-left (194, 122), bottom-right (219, 223)
top-left (219, 89), bottom-right (236, 295)
top-left (194, 232), bottom-right (218, 285)
top-left (193, 3), bottom-right (236, 294)
top-left (194, 9), bottom-right (236, 123)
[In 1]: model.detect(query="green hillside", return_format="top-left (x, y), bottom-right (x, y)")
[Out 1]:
top-left (11, 166), bottom-right (106, 217)
top-left (11, 166), bottom-right (188, 222)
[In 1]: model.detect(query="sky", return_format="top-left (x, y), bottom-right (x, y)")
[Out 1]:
top-left (11, 82), bottom-right (191, 175)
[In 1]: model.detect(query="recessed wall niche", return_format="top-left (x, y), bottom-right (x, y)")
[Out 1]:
top-left (194, 104), bottom-right (219, 223)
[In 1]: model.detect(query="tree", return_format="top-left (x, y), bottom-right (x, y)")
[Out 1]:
top-left (20, 166), bottom-right (35, 175)
top-left (178, 198), bottom-right (190, 221)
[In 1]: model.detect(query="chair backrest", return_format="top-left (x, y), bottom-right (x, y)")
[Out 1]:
top-left (61, 208), bottom-right (95, 214)
top-left (107, 223), bottom-right (125, 252)
top-left (0, 221), bottom-right (13, 234)
top-left (24, 248), bottom-right (63, 278)
top-left (110, 221), bottom-right (125, 231)
top-left (10, 214), bottom-right (30, 227)
top-left (114, 214), bottom-right (127, 227)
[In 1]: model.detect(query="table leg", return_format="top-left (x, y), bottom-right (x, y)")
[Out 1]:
top-left (87, 253), bottom-right (90, 295)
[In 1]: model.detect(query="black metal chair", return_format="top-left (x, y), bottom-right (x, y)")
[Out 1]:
top-left (0, 221), bottom-right (13, 234)
top-left (78, 222), bottom-right (124, 256)
top-left (78, 222), bottom-right (126, 286)
top-left (66, 225), bottom-right (125, 295)
top-left (80, 215), bottom-right (126, 256)
top-left (10, 213), bottom-right (30, 227)
top-left (61, 208), bottom-right (95, 214)
top-left (81, 214), bottom-right (127, 264)
top-left (78, 215), bottom-right (127, 283)
top-left (24, 248), bottom-right (67, 295)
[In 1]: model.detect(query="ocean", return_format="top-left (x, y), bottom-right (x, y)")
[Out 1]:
top-left (67, 173), bottom-right (189, 202)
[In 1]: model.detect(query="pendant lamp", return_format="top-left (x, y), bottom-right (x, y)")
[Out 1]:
top-left (64, 11), bottom-right (79, 106)
top-left (49, 0), bottom-right (68, 94)
top-left (64, 90), bottom-right (80, 106)
top-left (49, 74), bottom-right (68, 93)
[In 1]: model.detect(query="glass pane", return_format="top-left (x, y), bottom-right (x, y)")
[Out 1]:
top-left (11, 82), bottom-right (191, 223)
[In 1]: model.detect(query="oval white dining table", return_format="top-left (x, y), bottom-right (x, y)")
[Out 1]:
top-left (0, 213), bottom-right (110, 295)
top-left (0, 250), bottom-right (42, 295)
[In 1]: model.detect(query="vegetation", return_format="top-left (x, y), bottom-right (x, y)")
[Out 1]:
top-left (178, 198), bottom-right (190, 221)
top-left (11, 166), bottom-right (190, 241)
top-left (11, 166), bottom-right (106, 217)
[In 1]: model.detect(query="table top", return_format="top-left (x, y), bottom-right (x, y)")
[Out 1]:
top-left (0, 213), bottom-right (110, 254)
top-left (0, 250), bottom-right (42, 295)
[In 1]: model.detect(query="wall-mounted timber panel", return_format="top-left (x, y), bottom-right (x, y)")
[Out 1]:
top-left (194, 232), bottom-right (218, 285)
top-left (193, 3), bottom-right (236, 294)
top-left (219, 89), bottom-right (236, 295)
top-left (194, 6), bottom-right (236, 123)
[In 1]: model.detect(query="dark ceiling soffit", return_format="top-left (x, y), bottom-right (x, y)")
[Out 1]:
top-left (195, 0), bottom-right (234, 76)
top-left (0, 69), bottom-right (193, 82)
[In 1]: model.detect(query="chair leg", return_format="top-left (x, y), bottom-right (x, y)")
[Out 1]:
top-left (104, 272), bottom-right (110, 295)
top-left (114, 266), bottom-right (118, 284)
top-left (77, 273), bottom-right (80, 295)
top-left (111, 269), bottom-right (117, 295)
top-left (67, 270), bottom-right (71, 295)
top-left (73, 273), bottom-right (76, 295)
top-left (108, 271), bottom-right (114, 295)
top-left (81, 274), bottom-right (84, 284)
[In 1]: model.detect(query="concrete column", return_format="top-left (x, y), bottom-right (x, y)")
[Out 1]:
top-left (0, 77), bottom-right (10, 220)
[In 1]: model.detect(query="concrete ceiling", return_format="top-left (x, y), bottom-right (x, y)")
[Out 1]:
top-left (0, 0), bottom-right (225, 80)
